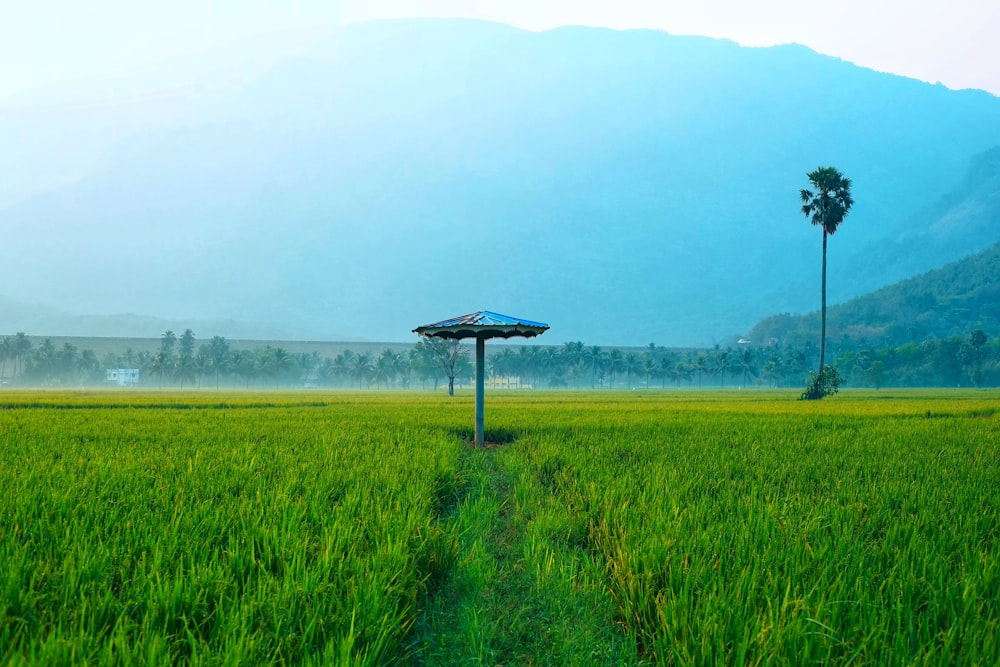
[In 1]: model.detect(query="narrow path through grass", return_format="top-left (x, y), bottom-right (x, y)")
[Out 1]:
top-left (409, 441), bottom-right (637, 665)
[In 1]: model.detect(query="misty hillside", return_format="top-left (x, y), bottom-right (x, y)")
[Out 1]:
top-left (3, 19), bottom-right (1000, 345)
top-left (750, 241), bottom-right (1000, 346)
top-left (844, 146), bottom-right (1000, 288)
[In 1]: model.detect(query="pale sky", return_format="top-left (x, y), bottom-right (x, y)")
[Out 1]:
top-left (2, 0), bottom-right (999, 100)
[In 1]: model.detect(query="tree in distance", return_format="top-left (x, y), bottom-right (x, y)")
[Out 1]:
top-left (969, 329), bottom-right (988, 387)
top-left (416, 337), bottom-right (467, 397)
top-left (800, 166), bottom-right (854, 399)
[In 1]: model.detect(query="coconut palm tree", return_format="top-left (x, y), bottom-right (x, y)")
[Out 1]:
top-left (692, 354), bottom-right (708, 388)
top-left (174, 353), bottom-right (198, 388)
top-left (203, 336), bottom-right (232, 388)
top-left (350, 352), bottom-right (374, 389)
top-left (79, 349), bottom-right (100, 384)
top-left (673, 361), bottom-right (692, 387)
top-left (159, 330), bottom-right (177, 364)
top-left (584, 346), bottom-right (604, 388)
top-left (490, 347), bottom-right (517, 388)
top-left (801, 166), bottom-right (854, 397)
top-left (374, 349), bottom-right (400, 388)
top-left (392, 350), bottom-right (411, 388)
top-left (0, 336), bottom-right (12, 381)
top-left (230, 349), bottom-right (258, 388)
top-left (332, 351), bottom-right (354, 387)
top-left (607, 349), bottom-right (624, 388)
top-left (149, 350), bottom-right (170, 388)
top-left (624, 352), bottom-right (642, 388)
top-left (56, 343), bottom-right (79, 380)
top-left (178, 329), bottom-right (196, 358)
top-left (257, 346), bottom-right (295, 386)
top-left (13, 332), bottom-right (31, 378)
top-left (713, 348), bottom-right (733, 388)
top-left (516, 346), bottom-right (540, 388)
top-left (562, 341), bottom-right (585, 387)
top-left (737, 346), bottom-right (757, 388)
top-left (969, 329), bottom-right (988, 387)
top-left (641, 353), bottom-right (658, 388)
top-left (31, 338), bottom-right (57, 383)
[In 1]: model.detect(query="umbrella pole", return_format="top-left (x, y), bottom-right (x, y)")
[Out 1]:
top-left (475, 334), bottom-right (485, 447)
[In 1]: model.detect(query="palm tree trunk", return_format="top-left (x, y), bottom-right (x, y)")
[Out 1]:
top-left (819, 230), bottom-right (828, 373)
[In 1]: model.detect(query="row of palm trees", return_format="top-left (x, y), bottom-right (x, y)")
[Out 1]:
top-left (3, 330), bottom-right (787, 389)
top-left (131, 332), bottom-right (433, 389)
top-left (488, 342), bottom-right (771, 389)
top-left (0, 333), bottom-right (32, 380)
top-left (5, 328), bottom-right (995, 389)
top-left (116, 335), bottom-right (806, 390)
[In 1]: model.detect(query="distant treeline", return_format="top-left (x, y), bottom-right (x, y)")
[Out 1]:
top-left (2, 328), bottom-right (998, 390)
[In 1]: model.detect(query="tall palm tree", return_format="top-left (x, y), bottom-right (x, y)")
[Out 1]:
top-left (584, 346), bottom-right (603, 389)
top-left (489, 347), bottom-right (515, 388)
top-left (230, 350), bottom-right (258, 388)
top-left (800, 166), bottom-right (854, 378)
top-left (56, 343), bottom-right (79, 380)
top-left (625, 352), bottom-right (642, 389)
top-left (149, 350), bottom-right (169, 388)
top-left (205, 336), bottom-right (231, 388)
top-left (562, 341), bottom-right (585, 387)
top-left (174, 353), bottom-right (198, 389)
top-left (641, 353), bottom-right (658, 388)
top-left (607, 349), bottom-right (624, 388)
top-left (258, 346), bottom-right (295, 386)
top-left (159, 330), bottom-right (176, 363)
top-left (969, 329), bottom-right (988, 387)
top-left (714, 348), bottom-right (733, 388)
top-left (673, 361), bottom-right (692, 387)
top-left (737, 347), bottom-right (757, 388)
top-left (350, 352), bottom-right (374, 389)
top-left (374, 349), bottom-right (400, 388)
top-left (0, 336), bottom-right (11, 380)
top-left (79, 349), bottom-right (100, 383)
top-left (333, 351), bottom-right (354, 387)
top-left (692, 354), bottom-right (708, 388)
top-left (179, 329), bottom-right (196, 358)
top-left (516, 346), bottom-right (539, 388)
top-left (13, 332), bottom-right (31, 377)
top-left (33, 338), bottom-right (56, 383)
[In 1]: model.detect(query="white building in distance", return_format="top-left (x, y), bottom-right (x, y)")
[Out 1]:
top-left (106, 368), bottom-right (139, 387)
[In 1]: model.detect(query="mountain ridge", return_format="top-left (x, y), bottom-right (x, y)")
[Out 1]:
top-left (3, 19), bottom-right (1000, 345)
top-left (749, 241), bottom-right (1000, 347)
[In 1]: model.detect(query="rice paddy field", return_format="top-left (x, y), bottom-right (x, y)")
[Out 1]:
top-left (1, 389), bottom-right (998, 665)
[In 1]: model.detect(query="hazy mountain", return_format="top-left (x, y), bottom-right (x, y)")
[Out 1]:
top-left (844, 146), bottom-right (1000, 290)
top-left (3, 19), bottom-right (1000, 345)
top-left (750, 146), bottom-right (1000, 346)
top-left (750, 241), bottom-right (1000, 346)
top-left (0, 295), bottom-right (319, 342)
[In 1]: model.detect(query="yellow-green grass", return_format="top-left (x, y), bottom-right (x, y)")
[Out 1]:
top-left (1, 391), bottom-right (469, 665)
top-left (508, 389), bottom-right (1000, 664)
top-left (1, 389), bottom-right (998, 665)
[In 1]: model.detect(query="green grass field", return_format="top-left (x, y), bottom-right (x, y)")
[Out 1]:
top-left (2, 389), bottom-right (998, 665)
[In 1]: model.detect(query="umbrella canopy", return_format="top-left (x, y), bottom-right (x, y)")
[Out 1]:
top-left (413, 311), bottom-right (549, 447)
top-left (413, 311), bottom-right (549, 340)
